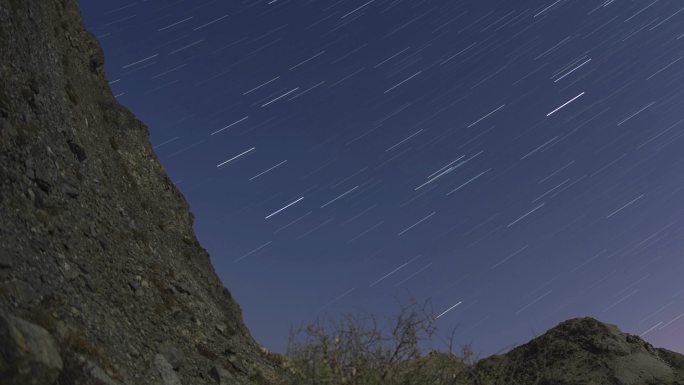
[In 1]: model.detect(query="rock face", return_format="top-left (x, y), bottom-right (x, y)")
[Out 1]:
top-left (473, 317), bottom-right (684, 385)
top-left (0, 1), bottom-right (281, 384)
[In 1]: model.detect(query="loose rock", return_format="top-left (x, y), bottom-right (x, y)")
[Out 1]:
top-left (154, 353), bottom-right (182, 385)
top-left (0, 310), bottom-right (63, 385)
top-left (158, 342), bottom-right (184, 370)
top-left (80, 355), bottom-right (122, 385)
top-left (0, 247), bottom-right (13, 268)
top-left (209, 363), bottom-right (240, 385)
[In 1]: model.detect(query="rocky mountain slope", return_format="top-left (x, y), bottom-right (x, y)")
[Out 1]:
top-left (472, 317), bottom-right (684, 385)
top-left (0, 1), bottom-right (283, 384)
top-left (1, 1), bottom-right (683, 385)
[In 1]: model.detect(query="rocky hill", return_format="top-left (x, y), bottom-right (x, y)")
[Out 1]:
top-left (0, 0), bottom-right (282, 384)
top-left (1, 1), bottom-right (683, 385)
top-left (472, 317), bottom-right (684, 385)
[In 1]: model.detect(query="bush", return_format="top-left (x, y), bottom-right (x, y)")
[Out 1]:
top-left (277, 298), bottom-right (478, 385)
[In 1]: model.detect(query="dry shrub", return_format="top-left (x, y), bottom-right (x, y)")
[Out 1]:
top-left (277, 298), bottom-right (478, 385)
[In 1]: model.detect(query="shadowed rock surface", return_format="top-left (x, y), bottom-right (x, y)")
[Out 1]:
top-left (0, 0), bottom-right (282, 384)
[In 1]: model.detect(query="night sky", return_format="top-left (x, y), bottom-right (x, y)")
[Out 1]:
top-left (77, 0), bottom-right (684, 356)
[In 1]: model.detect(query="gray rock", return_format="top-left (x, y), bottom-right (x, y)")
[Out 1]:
top-left (209, 363), bottom-right (241, 385)
top-left (0, 280), bottom-right (42, 305)
top-left (60, 261), bottom-right (80, 280)
top-left (215, 323), bottom-right (227, 334)
top-left (0, 247), bottom-right (12, 268)
top-left (62, 182), bottom-right (80, 198)
top-left (0, 310), bottom-right (63, 385)
top-left (614, 351), bottom-right (674, 385)
top-left (67, 140), bottom-right (87, 162)
top-left (32, 167), bottom-right (52, 193)
top-left (158, 342), bottom-right (184, 370)
top-left (58, 174), bottom-right (80, 198)
top-left (0, 118), bottom-right (13, 139)
top-left (128, 343), bottom-right (140, 358)
top-left (154, 353), bottom-right (181, 385)
top-left (128, 280), bottom-right (140, 293)
top-left (80, 355), bottom-right (122, 385)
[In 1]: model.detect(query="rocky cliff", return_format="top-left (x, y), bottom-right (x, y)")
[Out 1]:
top-left (0, 1), bottom-right (282, 384)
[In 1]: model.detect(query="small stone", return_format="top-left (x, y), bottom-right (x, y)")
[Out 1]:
top-left (62, 183), bottom-right (79, 198)
top-left (54, 321), bottom-right (69, 340)
top-left (1, 280), bottom-right (42, 305)
top-left (0, 118), bottom-right (14, 138)
top-left (154, 354), bottom-right (182, 385)
top-left (81, 356), bottom-right (121, 385)
top-left (0, 247), bottom-right (13, 268)
top-left (32, 191), bottom-right (46, 209)
top-left (172, 282), bottom-right (191, 295)
top-left (67, 140), bottom-right (87, 162)
top-left (209, 363), bottom-right (237, 385)
top-left (60, 262), bottom-right (79, 280)
top-left (33, 167), bottom-right (52, 193)
top-left (0, 310), bottom-right (63, 384)
top-left (158, 342), bottom-right (184, 370)
top-left (80, 273), bottom-right (94, 291)
top-left (129, 344), bottom-right (140, 358)
top-left (215, 323), bottom-right (226, 334)
top-left (128, 280), bottom-right (140, 292)
top-left (59, 175), bottom-right (80, 198)
top-left (35, 209), bottom-right (50, 225)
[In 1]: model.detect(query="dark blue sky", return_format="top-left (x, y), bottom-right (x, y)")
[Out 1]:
top-left (77, 0), bottom-right (684, 356)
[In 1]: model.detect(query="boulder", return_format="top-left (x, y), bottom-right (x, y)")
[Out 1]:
top-left (209, 363), bottom-right (241, 385)
top-left (0, 310), bottom-right (63, 385)
top-left (158, 342), bottom-right (184, 370)
top-left (154, 353), bottom-right (181, 385)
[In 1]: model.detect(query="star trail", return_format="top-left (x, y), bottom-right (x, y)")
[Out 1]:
top-left (78, 0), bottom-right (684, 355)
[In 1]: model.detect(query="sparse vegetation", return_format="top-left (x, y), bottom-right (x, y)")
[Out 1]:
top-left (275, 298), bottom-right (496, 385)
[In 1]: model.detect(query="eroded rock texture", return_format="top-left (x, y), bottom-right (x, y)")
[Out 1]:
top-left (0, 1), bottom-right (281, 384)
